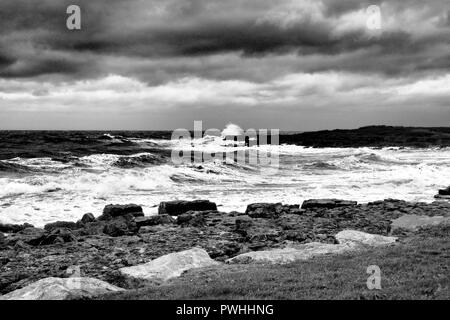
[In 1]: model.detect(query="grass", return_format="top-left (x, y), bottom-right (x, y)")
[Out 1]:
top-left (98, 225), bottom-right (449, 300)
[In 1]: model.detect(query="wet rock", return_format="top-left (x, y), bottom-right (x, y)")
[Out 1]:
top-left (80, 213), bottom-right (96, 224)
top-left (438, 186), bottom-right (450, 195)
top-left (98, 204), bottom-right (144, 221)
top-left (245, 203), bottom-right (300, 218)
top-left (103, 216), bottom-right (138, 237)
top-left (177, 211), bottom-right (208, 227)
top-left (8, 228), bottom-right (46, 246)
top-left (120, 247), bottom-right (220, 282)
top-left (235, 216), bottom-right (253, 234)
top-left (135, 214), bottom-right (174, 228)
top-left (158, 200), bottom-right (217, 216)
top-left (0, 277), bottom-right (124, 300)
top-left (301, 199), bottom-right (357, 209)
top-left (39, 228), bottom-right (77, 245)
top-left (0, 223), bottom-right (34, 234)
top-left (44, 221), bottom-right (79, 232)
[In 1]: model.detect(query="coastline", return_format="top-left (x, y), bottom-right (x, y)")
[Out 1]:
top-left (1, 192), bottom-right (449, 299)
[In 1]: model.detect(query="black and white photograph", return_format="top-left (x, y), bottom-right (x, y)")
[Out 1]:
top-left (0, 0), bottom-right (449, 307)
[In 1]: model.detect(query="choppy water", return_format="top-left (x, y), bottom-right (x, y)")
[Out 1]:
top-left (1, 127), bottom-right (449, 227)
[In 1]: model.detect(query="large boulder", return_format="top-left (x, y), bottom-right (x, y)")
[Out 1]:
top-left (335, 230), bottom-right (397, 247)
top-left (245, 203), bottom-right (301, 218)
top-left (98, 204), bottom-right (144, 221)
top-left (301, 199), bottom-right (357, 209)
top-left (0, 277), bottom-right (124, 300)
top-left (391, 214), bottom-right (450, 232)
top-left (120, 248), bottom-right (220, 281)
top-left (158, 200), bottom-right (217, 216)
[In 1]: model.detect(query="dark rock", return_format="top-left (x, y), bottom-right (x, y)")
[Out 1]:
top-left (44, 221), bottom-right (79, 231)
top-left (0, 223), bottom-right (34, 234)
top-left (438, 187), bottom-right (450, 196)
top-left (39, 228), bottom-right (77, 245)
top-left (99, 204), bottom-right (144, 221)
top-left (8, 228), bottom-right (46, 246)
top-left (158, 200), bottom-right (217, 216)
top-left (235, 216), bottom-right (253, 234)
top-left (103, 216), bottom-right (138, 237)
top-left (301, 199), bottom-right (357, 209)
top-left (81, 213), bottom-right (96, 224)
top-left (135, 215), bottom-right (174, 228)
top-left (245, 203), bottom-right (299, 218)
top-left (177, 211), bottom-right (207, 227)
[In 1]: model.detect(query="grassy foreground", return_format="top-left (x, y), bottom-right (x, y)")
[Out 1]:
top-left (99, 225), bottom-right (449, 300)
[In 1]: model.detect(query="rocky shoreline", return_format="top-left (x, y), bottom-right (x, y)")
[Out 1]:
top-left (1, 189), bottom-right (450, 299)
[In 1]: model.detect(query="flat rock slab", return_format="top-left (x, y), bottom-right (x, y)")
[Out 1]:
top-left (335, 230), bottom-right (397, 247)
top-left (227, 230), bottom-right (397, 264)
top-left (391, 214), bottom-right (450, 231)
top-left (226, 242), bottom-right (351, 264)
top-left (120, 247), bottom-right (220, 281)
top-left (0, 277), bottom-right (124, 300)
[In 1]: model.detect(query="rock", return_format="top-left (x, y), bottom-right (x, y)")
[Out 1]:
top-left (0, 223), bottom-right (34, 234)
top-left (0, 277), bottom-right (124, 300)
top-left (8, 227), bottom-right (46, 246)
top-left (119, 248), bottom-right (220, 281)
top-left (301, 199), bottom-right (357, 209)
top-left (177, 211), bottom-right (207, 227)
top-left (335, 230), bottom-right (397, 247)
top-left (135, 214), bottom-right (174, 228)
top-left (44, 221), bottom-right (79, 231)
top-left (102, 216), bottom-right (138, 237)
top-left (39, 228), bottom-right (77, 245)
top-left (98, 204), bottom-right (144, 221)
top-left (227, 242), bottom-right (350, 264)
top-left (438, 187), bottom-right (450, 195)
top-left (391, 214), bottom-right (450, 232)
top-left (245, 203), bottom-right (300, 218)
top-left (80, 213), bottom-right (96, 224)
top-left (235, 216), bottom-right (253, 233)
top-left (158, 200), bottom-right (217, 216)
top-left (227, 230), bottom-right (398, 264)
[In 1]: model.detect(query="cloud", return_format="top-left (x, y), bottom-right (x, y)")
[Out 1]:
top-left (0, 0), bottom-right (449, 129)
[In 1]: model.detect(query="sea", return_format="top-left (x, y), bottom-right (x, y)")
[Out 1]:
top-left (1, 125), bottom-right (450, 227)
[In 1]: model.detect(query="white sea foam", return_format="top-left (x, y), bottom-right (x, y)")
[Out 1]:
top-left (1, 143), bottom-right (449, 227)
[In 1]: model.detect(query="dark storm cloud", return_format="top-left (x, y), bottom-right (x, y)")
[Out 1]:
top-left (0, 0), bottom-right (449, 81)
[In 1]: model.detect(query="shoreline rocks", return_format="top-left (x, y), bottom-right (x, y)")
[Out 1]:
top-left (1, 197), bottom-right (449, 296)
top-left (226, 229), bottom-right (397, 264)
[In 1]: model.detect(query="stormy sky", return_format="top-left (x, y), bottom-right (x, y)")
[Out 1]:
top-left (0, 0), bottom-right (449, 130)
